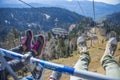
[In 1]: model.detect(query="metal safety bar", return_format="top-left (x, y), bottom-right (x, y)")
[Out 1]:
top-left (0, 48), bottom-right (118, 80)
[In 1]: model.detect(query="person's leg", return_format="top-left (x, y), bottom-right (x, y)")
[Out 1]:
top-left (7, 29), bottom-right (33, 70)
top-left (70, 52), bottom-right (90, 80)
top-left (9, 34), bottom-right (45, 71)
top-left (10, 29), bottom-right (33, 53)
top-left (101, 37), bottom-right (120, 78)
top-left (0, 30), bottom-right (33, 80)
top-left (70, 36), bottom-right (90, 80)
top-left (48, 36), bottom-right (90, 80)
top-left (5, 29), bottom-right (33, 61)
top-left (22, 35), bottom-right (45, 80)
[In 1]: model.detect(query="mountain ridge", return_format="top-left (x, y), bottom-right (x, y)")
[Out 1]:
top-left (0, 1), bottom-right (120, 19)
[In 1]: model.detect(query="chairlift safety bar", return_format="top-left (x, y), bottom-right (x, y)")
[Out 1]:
top-left (0, 48), bottom-right (118, 80)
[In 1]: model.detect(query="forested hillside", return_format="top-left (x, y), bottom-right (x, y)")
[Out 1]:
top-left (0, 7), bottom-right (84, 36)
top-left (103, 12), bottom-right (120, 35)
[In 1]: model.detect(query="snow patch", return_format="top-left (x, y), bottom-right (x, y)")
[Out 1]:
top-left (11, 13), bottom-right (14, 18)
top-left (5, 20), bottom-right (8, 23)
top-left (27, 23), bottom-right (41, 28)
top-left (5, 20), bottom-right (10, 24)
top-left (44, 14), bottom-right (51, 20)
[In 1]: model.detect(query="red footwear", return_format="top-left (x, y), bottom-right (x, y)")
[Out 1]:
top-left (21, 29), bottom-right (33, 51)
top-left (32, 35), bottom-right (45, 56)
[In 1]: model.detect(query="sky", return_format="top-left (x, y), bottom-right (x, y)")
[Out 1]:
top-left (67, 0), bottom-right (120, 4)
top-left (0, 0), bottom-right (120, 5)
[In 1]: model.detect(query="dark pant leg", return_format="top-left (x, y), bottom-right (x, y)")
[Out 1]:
top-left (5, 45), bottom-right (24, 61)
top-left (0, 46), bottom-right (26, 80)
top-left (10, 45), bottom-right (24, 53)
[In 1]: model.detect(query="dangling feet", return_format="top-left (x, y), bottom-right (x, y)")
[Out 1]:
top-left (77, 36), bottom-right (88, 54)
top-left (21, 29), bottom-right (33, 51)
top-left (32, 35), bottom-right (45, 56)
top-left (100, 37), bottom-right (117, 63)
top-left (70, 36), bottom-right (89, 80)
top-left (23, 34), bottom-right (45, 61)
top-left (31, 35), bottom-right (45, 80)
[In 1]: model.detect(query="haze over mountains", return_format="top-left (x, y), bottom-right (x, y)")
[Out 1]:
top-left (0, 1), bottom-right (120, 19)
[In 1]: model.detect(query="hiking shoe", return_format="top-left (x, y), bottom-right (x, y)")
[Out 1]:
top-left (101, 37), bottom-right (117, 63)
top-left (77, 36), bottom-right (88, 53)
top-left (32, 35), bottom-right (44, 56)
top-left (33, 66), bottom-right (44, 79)
top-left (48, 71), bottom-right (62, 80)
top-left (21, 29), bottom-right (33, 51)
